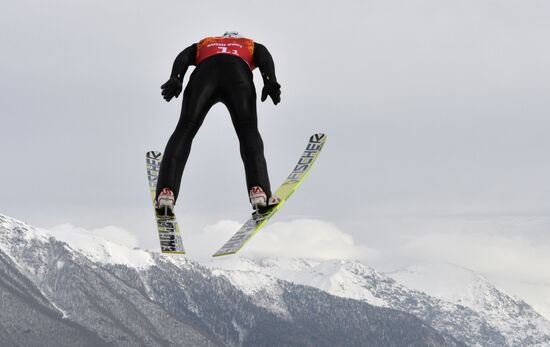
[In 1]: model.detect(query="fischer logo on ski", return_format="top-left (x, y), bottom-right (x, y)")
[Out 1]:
top-left (284, 134), bottom-right (325, 184)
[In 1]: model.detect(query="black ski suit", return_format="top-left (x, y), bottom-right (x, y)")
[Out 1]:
top-left (156, 40), bottom-right (281, 202)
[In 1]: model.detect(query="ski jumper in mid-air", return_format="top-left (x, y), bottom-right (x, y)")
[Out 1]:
top-left (156, 31), bottom-right (281, 215)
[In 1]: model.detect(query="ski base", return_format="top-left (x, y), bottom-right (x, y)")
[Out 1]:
top-left (213, 133), bottom-right (327, 257)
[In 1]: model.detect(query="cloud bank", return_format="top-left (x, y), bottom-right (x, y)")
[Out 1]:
top-left (185, 218), bottom-right (378, 262)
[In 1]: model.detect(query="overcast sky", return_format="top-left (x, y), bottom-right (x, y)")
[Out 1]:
top-left (1, 0), bottom-right (549, 318)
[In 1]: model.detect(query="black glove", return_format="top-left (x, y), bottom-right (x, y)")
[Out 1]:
top-left (161, 78), bottom-right (182, 102)
top-left (261, 81), bottom-right (281, 105)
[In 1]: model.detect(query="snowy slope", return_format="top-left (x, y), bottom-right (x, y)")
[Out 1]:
top-left (0, 214), bottom-right (455, 347)
top-left (389, 264), bottom-right (550, 346)
top-left (207, 257), bottom-right (389, 305)
top-left (204, 256), bottom-right (550, 347)
top-left (3, 211), bottom-right (549, 346)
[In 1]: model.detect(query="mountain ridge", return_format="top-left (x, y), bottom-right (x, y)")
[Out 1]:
top-left (0, 213), bottom-right (460, 346)
top-left (204, 255), bottom-right (550, 346)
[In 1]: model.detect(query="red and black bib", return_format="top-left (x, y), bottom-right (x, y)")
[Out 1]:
top-left (196, 37), bottom-right (255, 69)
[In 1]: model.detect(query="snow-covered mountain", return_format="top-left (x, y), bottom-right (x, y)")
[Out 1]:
top-left (389, 263), bottom-right (550, 346)
top-left (203, 256), bottom-right (550, 347)
top-left (0, 214), bottom-right (459, 347)
top-left (2, 212), bottom-right (549, 346)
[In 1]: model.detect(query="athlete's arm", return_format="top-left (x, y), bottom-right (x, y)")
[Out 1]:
top-left (254, 43), bottom-right (281, 105)
top-left (254, 43), bottom-right (277, 84)
top-left (161, 44), bottom-right (197, 102)
top-left (170, 44), bottom-right (197, 82)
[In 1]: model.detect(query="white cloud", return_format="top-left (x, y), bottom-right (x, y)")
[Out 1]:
top-left (249, 219), bottom-right (378, 260)
top-left (183, 219), bottom-right (242, 260)
top-left (399, 232), bottom-right (550, 282)
top-left (47, 223), bottom-right (153, 268)
top-left (49, 223), bottom-right (140, 249)
top-left (185, 218), bottom-right (378, 262)
top-left (388, 229), bottom-right (550, 320)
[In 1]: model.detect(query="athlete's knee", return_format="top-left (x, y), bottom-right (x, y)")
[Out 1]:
top-left (240, 140), bottom-right (265, 162)
top-left (177, 115), bottom-right (203, 133)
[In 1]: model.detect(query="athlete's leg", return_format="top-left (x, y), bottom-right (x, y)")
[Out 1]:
top-left (156, 78), bottom-right (217, 201)
top-left (224, 80), bottom-right (272, 198)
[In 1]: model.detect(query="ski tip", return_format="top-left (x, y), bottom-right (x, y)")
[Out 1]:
top-left (310, 133), bottom-right (327, 143)
top-left (146, 150), bottom-right (162, 159)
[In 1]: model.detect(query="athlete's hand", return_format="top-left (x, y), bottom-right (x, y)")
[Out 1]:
top-left (161, 78), bottom-right (182, 102)
top-left (261, 81), bottom-right (281, 105)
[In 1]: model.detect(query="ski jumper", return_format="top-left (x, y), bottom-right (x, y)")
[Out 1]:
top-left (156, 36), bottom-right (279, 202)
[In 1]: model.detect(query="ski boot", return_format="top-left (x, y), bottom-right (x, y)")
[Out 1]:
top-left (156, 188), bottom-right (175, 217)
top-left (249, 186), bottom-right (280, 215)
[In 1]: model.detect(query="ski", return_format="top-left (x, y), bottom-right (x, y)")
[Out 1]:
top-left (146, 151), bottom-right (185, 254)
top-left (213, 133), bottom-right (327, 257)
